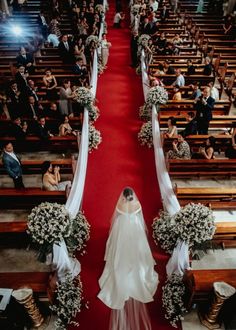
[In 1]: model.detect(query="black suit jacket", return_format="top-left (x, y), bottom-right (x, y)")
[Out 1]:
top-left (195, 96), bottom-right (215, 122)
top-left (160, 8), bottom-right (169, 20)
top-left (181, 119), bottom-right (198, 137)
top-left (140, 22), bottom-right (152, 35)
top-left (35, 123), bottom-right (50, 140)
top-left (58, 41), bottom-right (74, 63)
top-left (15, 72), bottom-right (28, 95)
top-left (11, 123), bottom-right (27, 140)
top-left (16, 53), bottom-right (34, 67)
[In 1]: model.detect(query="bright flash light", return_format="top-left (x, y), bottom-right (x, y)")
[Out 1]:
top-left (12, 26), bottom-right (22, 36)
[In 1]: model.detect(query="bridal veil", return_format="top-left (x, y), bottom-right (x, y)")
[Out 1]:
top-left (98, 187), bottom-right (158, 330)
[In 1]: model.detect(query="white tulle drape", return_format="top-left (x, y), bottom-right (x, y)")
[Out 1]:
top-left (140, 51), bottom-right (189, 277)
top-left (50, 8), bottom-right (103, 280)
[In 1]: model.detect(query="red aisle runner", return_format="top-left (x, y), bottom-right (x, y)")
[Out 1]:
top-left (70, 1), bottom-right (179, 329)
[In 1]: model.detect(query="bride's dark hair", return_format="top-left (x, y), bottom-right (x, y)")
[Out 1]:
top-left (123, 187), bottom-right (134, 201)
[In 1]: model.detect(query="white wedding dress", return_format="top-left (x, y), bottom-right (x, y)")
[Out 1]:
top-left (98, 194), bottom-right (158, 315)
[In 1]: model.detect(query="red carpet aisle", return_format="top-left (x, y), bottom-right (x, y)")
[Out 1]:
top-left (70, 1), bottom-right (180, 329)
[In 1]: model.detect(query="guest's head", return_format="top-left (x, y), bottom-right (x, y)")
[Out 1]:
top-left (28, 79), bottom-right (35, 89)
top-left (19, 47), bottom-right (26, 55)
top-left (186, 112), bottom-right (195, 122)
top-left (28, 96), bottom-right (35, 105)
top-left (61, 35), bottom-right (68, 42)
top-left (102, 33), bottom-right (106, 39)
top-left (18, 65), bottom-right (25, 74)
top-left (41, 161), bottom-right (52, 175)
top-left (50, 102), bottom-right (57, 112)
top-left (173, 84), bottom-right (180, 93)
top-left (10, 81), bottom-right (18, 91)
top-left (177, 134), bottom-right (184, 143)
top-left (13, 117), bottom-right (21, 126)
top-left (167, 116), bottom-right (176, 127)
top-left (63, 115), bottom-right (69, 123)
top-left (39, 117), bottom-right (46, 126)
top-left (3, 141), bottom-right (14, 153)
top-left (206, 136), bottom-right (215, 148)
top-left (203, 87), bottom-right (210, 98)
top-left (123, 187), bottom-right (134, 201)
top-left (187, 59), bottom-right (193, 66)
top-left (45, 68), bottom-right (52, 76)
top-left (62, 79), bottom-right (71, 88)
top-left (175, 69), bottom-right (182, 76)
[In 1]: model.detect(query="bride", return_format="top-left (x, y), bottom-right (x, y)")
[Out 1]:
top-left (98, 187), bottom-right (158, 330)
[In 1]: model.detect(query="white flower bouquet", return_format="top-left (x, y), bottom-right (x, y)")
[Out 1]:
top-left (27, 203), bottom-right (71, 261)
top-left (89, 105), bottom-right (100, 122)
top-left (146, 86), bottom-right (168, 107)
top-left (139, 103), bottom-right (152, 121)
top-left (174, 203), bottom-right (216, 247)
top-left (152, 211), bottom-right (178, 254)
top-left (138, 121), bottom-right (153, 148)
top-left (85, 35), bottom-right (101, 49)
top-left (131, 4), bottom-right (141, 15)
top-left (162, 274), bottom-right (187, 327)
top-left (73, 87), bottom-right (94, 109)
top-left (89, 124), bottom-right (102, 152)
top-left (66, 211), bottom-right (91, 256)
top-left (51, 273), bottom-right (83, 329)
top-left (95, 4), bottom-right (104, 13)
top-left (138, 34), bottom-right (151, 48)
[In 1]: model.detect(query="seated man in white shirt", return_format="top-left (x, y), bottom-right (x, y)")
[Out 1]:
top-left (171, 69), bottom-right (185, 87)
top-left (208, 81), bottom-right (219, 101)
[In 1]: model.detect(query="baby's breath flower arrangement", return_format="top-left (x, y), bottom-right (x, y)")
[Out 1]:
top-left (89, 124), bottom-right (102, 152)
top-left (152, 211), bottom-right (178, 254)
top-left (73, 87), bottom-right (99, 122)
top-left (139, 103), bottom-right (152, 121)
top-left (145, 86), bottom-right (168, 108)
top-left (66, 211), bottom-right (91, 256)
top-left (162, 274), bottom-right (187, 328)
top-left (85, 35), bottom-right (101, 49)
top-left (138, 121), bottom-right (153, 148)
top-left (51, 274), bottom-right (83, 330)
top-left (27, 203), bottom-right (71, 262)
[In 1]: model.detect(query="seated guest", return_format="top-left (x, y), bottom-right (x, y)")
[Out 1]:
top-left (189, 81), bottom-right (202, 100)
top-left (195, 87), bottom-right (215, 134)
top-left (73, 58), bottom-right (88, 85)
top-left (181, 112), bottom-right (197, 137)
top-left (167, 135), bottom-right (191, 160)
top-left (2, 141), bottom-right (25, 189)
top-left (163, 116), bottom-right (178, 138)
top-left (192, 136), bottom-right (216, 159)
top-left (16, 47), bottom-right (35, 75)
top-left (203, 57), bottom-right (213, 76)
top-left (15, 65), bottom-right (29, 96)
top-left (172, 33), bottom-right (183, 46)
top-left (43, 68), bottom-right (58, 100)
top-left (35, 117), bottom-right (53, 140)
top-left (11, 117), bottom-right (28, 140)
top-left (225, 122), bottom-right (236, 159)
top-left (172, 85), bottom-right (182, 101)
top-left (208, 81), bottom-right (219, 101)
top-left (163, 61), bottom-right (175, 74)
top-left (26, 96), bottom-right (42, 119)
top-left (27, 79), bottom-right (40, 103)
top-left (45, 102), bottom-right (59, 118)
top-left (6, 81), bottom-right (23, 118)
top-left (160, 4), bottom-right (169, 21)
top-left (156, 32), bottom-right (167, 54)
top-left (59, 115), bottom-right (77, 136)
top-left (172, 69), bottom-right (185, 87)
top-left (164, 43), bottom-right (175, 56)
top-left (42, 161), bottom-right (71, 191)
top-left (140, 17), bottom-right (152, 34)
top-left (150, 21), bottom-right (160, 38)
top-left (186, 59), bottom-right (196, 75)
top-left (58, 34), bottom-right (75, 64)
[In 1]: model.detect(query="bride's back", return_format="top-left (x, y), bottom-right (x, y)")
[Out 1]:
top-left (116, 200), bottom-right (141, 214)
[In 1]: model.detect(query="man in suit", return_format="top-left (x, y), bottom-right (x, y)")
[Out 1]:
top-left (140, 17), bottom-right (152, 35)
top-left (15, 65), bottom-right (29, 97)
top-left (38, 10), bottom-right (48, 40)
top-left (73, 58), bottom-right (88, 85)
top-left (11, 117), bottom-right (28, 140)
top-left (16, 47), bottom-right (35, 75)
top-left (181, 112), bottom-right (197, 137)
top-left (195, 87), bottom-right (215, 134)
top-left (35, 117), bottom-right (53, 141)
top-left (27, 79), bottom-right (40, 103)
top-left (130, 30), bottom-right (139, 68)
top-left (160, 5), bottom-right (170, 21)
top-left (6, 81), bottom-right (23, 119)
top-left (2, 141), bottom-right (24, 189)
top-left (58, 35), bottom-right (74, 64)
top-left (25, 96), bottom-right (43, 119)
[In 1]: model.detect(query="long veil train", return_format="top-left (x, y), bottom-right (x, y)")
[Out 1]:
top-left (98, 188), bottom-right (158, 329)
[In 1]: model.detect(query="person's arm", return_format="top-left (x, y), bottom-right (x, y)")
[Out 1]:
top-left (2, 157), bottom-right (19, 178)
top-left (45, 173), bottom-right (58, 185)
top-left (43, 76), bottom-right (49, 87)
top-left (54, 166), bottom-right (61, 182)
top-left (48, 76), bottom-right (57, 90)
top-left (201, 147), bottom-right (214, 159)
top-left (166, 126), bottom-right (176, 138)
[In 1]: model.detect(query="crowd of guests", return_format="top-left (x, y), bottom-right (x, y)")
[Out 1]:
top-left (1, 0), bottom-right (108, 189)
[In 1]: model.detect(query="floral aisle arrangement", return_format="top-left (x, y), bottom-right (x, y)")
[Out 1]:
top-left (131, 4), bottom-right (141, 16)
top-left (152, 203), bottom-right (216, 254)
top-left (66, 211), bottom-right (91, 256)
top-left (85, 35), bottom-right (101, 49)
top-left (138, 121), bottom-right (153, 148)
top-left (51, 273), bottom-right (83, 330)
top-left (137, 34), bottom-right (151, 59)
top-left (162, 274), bottom-right (187, 328)
top-left (27, 202), bottom-right (71, 262)
top-left (73, 87), bottom-right (100, 123)
top-left (89, 124), bottom-right (102, 152)
top-left (152, 203), bottom-right (216, 327)
top-left (139, 86), bottom-right (168, 121)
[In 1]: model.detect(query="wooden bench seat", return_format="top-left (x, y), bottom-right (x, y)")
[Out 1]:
top-left (214, 222), bottom-right (236, 248)
top-left (184, 269), bottom-right (236, 308)
top-left (0, 272), bottom-right (50, 293)
top-left (153, 74), bottom-right (215, 86)
top-left (0, 188), bottom-right (67, 209)
top-left (176, 187), bottom-right (236, 209)
top-left (0, 136), bottom-right (78, 151)
top-left (168, 159), bottom-right (236, 178)
top-left (0, 158), bottom-right (74, 175)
